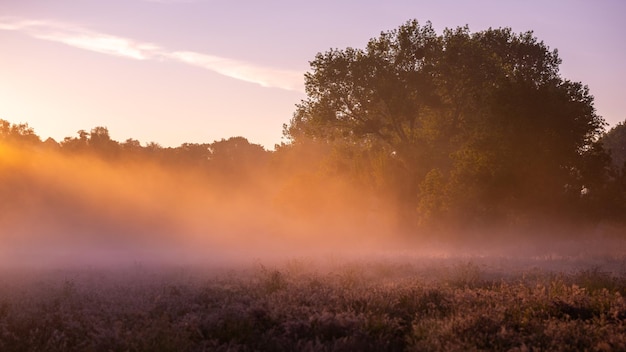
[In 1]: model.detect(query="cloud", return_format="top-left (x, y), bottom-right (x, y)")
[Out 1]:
top-left (170, 51), bottom-right (304, 91)
top-left (0, 17), bottom-right (304, 92)
top-left (36, 31), bottom-right (161, 61)
top-left (0, 18), bottom-right (160, 60)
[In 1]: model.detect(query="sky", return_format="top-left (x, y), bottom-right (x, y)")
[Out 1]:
top-left (0, 0), bottom-right (624, 150)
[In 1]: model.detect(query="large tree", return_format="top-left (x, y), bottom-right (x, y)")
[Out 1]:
top-left (286, 20), bottom-right (608, 227)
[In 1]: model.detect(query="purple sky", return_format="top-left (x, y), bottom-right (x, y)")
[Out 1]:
top-left (1, 0), bottom-right (624, 149)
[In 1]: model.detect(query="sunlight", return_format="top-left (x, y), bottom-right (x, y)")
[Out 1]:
top-left (0, 142), bottom-right (21, 166)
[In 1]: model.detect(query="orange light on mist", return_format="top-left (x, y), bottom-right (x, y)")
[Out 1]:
top-left (0, 138), bottom-right (407, 268)
top-left (0, 142), bottom-right (23, 167)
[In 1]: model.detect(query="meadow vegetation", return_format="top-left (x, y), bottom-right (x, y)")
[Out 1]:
top-left (1, 256), bottom-right (626, 351)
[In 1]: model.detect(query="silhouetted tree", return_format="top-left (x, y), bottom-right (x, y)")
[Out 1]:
top-left (89, 126), bottom-right (119, 157)
top-left (597, 121), bottom-right (626, 219)
top-left (0, 119), bottom-right (40, 145)
top-left (43, 137), bottom-right (59, 149)
top-left (174, 143), bottom-right (212, 168)
top-left (286, 20), bottom-right (608, 228)
top-left (61, 129), bottom-right (90, 152)
top-left (209, 137), bottom-right (268, 181)
top-left (602, 121), bottom-right (626, 170)
top-left (121, 138), bottom-right (142, 153)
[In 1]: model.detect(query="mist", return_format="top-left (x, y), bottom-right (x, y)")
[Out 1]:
top-left (1, 138), bottom-right (624, 272)
top-left (4, 134), bottom-right (626, 352)
top-left (0, 139), bottom-right (404, 268)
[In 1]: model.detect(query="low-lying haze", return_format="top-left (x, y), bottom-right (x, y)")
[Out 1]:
top-left (1, 139), bottom-right (624, 270)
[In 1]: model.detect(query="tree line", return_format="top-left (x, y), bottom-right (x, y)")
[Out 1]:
top-left (1, 20), bottom-right (626, 238)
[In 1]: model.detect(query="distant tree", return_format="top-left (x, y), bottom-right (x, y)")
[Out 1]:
top-left (210, 137), bottom-right (265, 160)
top-left (59, 127), bottom-right (119, 157)
top-left (602, 121), bottom-right (626, 170)
top-left (0, 119), bottom-right (41, 145)
top-left (597, 121), bottom-right (626, 219)
top-left (42, 137), bottom-right (59, 149)
top-left (61, 129), bottom-right (90, 152)
top-left (145, 141), bottom-right (162, 150)
top-left (0, 119), bottom-right (8, 137)
top-left (144, 141), bottom-right (164, 159)
top-left (121, 138), bottom-right (142, 152)
top-left (89, 126), bottom-right (119, 157)
top-left (209, 137), bottom-right (268, 181)
top-left (286, 20), bottom-right (608, 228)
top-left (174, 143), bottom-right (212, 168)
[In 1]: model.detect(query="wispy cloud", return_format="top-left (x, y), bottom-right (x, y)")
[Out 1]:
top-left (170, 51), bottom-right (304, 91)
top-left (0, 17), bottom-right (304, 92)
top-left (0, 18), bottom-right (160, 60)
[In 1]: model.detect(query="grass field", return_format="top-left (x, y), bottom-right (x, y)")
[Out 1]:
top-left (1, 252), bottom-right (626, 351)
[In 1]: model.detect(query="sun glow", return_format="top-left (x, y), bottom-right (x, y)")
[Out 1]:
top-left (0, 141), bottom-right (30, 169)
top-left (0, 139), bottom-right (402, 267)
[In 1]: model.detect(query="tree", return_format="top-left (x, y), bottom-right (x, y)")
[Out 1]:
top-left (286, 20), bottom-right (608, 228)
top-left (60, 126), bottom-right (120, 157)
top-left (0, 119), bottom-right (40, 145)
top-left (61, 129), bottom-right (90, 152)
top-left (209, 137), bottom-right (268, 181)
top-left (172, 143), bottom-right (212, 168)
top-left (598, 121), bottom-right (626, 219)
top-left (602, 120), bottom-right (626, 170)
top-left (89, 126), bottom-right (119, 157)
top-left (121, 138), bottom-right (142, 153)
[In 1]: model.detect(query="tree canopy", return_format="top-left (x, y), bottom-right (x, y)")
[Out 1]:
top-left (286, 20), bottom-right (609, 228)
top-left (603, 120), bottom-right (626, 170)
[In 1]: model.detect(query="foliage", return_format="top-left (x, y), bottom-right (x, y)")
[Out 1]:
top-left (2, 258), bottom-right (626, 351)
top-left (286, 20), bottom-right (609, 228)
top-left (591, 121), bottom-right (626, 219)
top-left (0, 120), bottom-right (40, 145)
top-left (0, 118), bottom-right (270, 175)
top-left (603, 120), bottom-right (626, 170)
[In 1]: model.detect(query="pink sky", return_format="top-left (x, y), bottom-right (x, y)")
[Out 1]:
top-left (0, 0), bottom-right (624, 149)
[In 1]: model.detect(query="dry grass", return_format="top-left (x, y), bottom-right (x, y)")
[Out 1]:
top-left (1, 255), bottom-right (626, 351)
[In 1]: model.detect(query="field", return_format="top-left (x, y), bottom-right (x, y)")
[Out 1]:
top-left (2, 248), bottom-right (626, 352)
